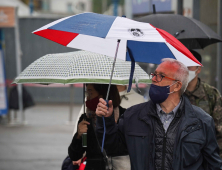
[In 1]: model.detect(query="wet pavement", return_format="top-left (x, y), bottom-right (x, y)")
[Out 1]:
top-left (0, 104), bottom-right (81, 170)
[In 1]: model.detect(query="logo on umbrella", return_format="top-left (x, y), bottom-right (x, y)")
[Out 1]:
top-left (128, 28), bottom-right (144, 37)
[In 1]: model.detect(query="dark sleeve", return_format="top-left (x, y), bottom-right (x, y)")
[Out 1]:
top-left (96, 109), bottom-right (128, 156)
top-left (202, 118), bottom-right (222, 169)
top-left (117, 106), bottom-right (126, 124)
top-left (68, 114), bottom-right (86, 161)
top-left (119, 106), bottom-right (126, 116)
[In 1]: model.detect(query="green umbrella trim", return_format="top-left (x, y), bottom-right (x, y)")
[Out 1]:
top-left (13, 78), bottom-right (151, 85)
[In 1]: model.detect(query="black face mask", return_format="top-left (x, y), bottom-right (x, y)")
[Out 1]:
top-left (149, 82), bottom-right (176, 104)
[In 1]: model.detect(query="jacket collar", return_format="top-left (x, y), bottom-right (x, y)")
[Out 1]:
top-left (183, 95), bottom-right (196, 118)
top-left (138, 99), bottom-right (157, 121)
top-left (178, 95), bottom-right (198, 132)
top-left (138, 95), bottom-right (197, 122)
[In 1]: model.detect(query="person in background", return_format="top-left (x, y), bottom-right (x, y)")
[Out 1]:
top-left (184, 50), bottom-right (222, 157)
top-left (68, 84), bottom-right (127, 170)
top-left (116, 85), bottom-right (145, 109)
top-left (96, 58), bottom-right (222, 170)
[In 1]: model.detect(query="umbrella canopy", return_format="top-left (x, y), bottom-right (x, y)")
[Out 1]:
top-left (13, 51), bottom-right (151, 85)
top-left (136, 14), bottom-right (222, 49)
top-left (33, 12), bottom-right (201, 67)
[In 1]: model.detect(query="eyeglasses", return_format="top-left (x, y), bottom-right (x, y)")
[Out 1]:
top-left (150, 72), bottom-right (178, 82)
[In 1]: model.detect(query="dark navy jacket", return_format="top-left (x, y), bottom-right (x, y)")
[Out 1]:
top-left (96, 96), bottom-right (222, 170)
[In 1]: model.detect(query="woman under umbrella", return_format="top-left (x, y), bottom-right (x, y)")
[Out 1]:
top-left (68, 84), bottom-right (127, 170)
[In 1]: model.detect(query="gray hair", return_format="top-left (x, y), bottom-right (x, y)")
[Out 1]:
top-left (161, 58), bottom-right (189, 94)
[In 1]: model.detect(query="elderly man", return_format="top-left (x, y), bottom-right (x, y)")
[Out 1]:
top-left (96, 58), bottom-right (222, 170)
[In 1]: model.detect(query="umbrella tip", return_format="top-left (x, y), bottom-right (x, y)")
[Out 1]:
top-left (174, 30), bottom-right (185, 37)
top-left (153, 4), bottom-right (156, 14)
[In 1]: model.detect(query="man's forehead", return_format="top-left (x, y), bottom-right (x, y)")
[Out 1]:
top-left (155, 62), bottom-right (178, 75)
top-left (154, 70), bottom-right (167, 75)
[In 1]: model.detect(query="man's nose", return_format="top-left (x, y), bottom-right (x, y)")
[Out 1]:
top-left (151, 76), bottom-right (157, 83)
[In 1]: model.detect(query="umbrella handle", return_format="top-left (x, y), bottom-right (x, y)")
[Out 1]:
top-left (101, 99), bottom-right (109, 153)
top-left (101, 116), bottom-right (106, 152)
top-left (105, 99), bottom-right (109, 109)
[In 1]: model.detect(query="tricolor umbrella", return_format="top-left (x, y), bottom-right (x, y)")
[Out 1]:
top-left (33, 13), bottom-right (201, 91)
top-left (32, 12), bottom-right (202, 152)
top-left (33, 12), bottom-right (201, 67)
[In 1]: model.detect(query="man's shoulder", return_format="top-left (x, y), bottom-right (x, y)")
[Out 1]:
top-left (124, 101), bottom-right (150, 118)
top-left (192, 104), bottom-right (212, 123)
top-left (127, 101), bottom-right (149, 111)
top-left (201, 81), bottom-right (221, 97)
top-left (123, 102), bottom-right (152, 134)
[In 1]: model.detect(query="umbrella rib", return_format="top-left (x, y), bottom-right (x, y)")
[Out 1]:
top-left (189, 18), bottom-right (211, 39)
top-left (195, 38), bottom-right (204, 49)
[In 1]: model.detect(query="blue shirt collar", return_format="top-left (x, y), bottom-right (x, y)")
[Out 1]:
top-left (156, 99), bottom-right (182, 116)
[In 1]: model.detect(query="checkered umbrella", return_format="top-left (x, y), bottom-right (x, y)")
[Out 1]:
top-left (13, 51), bottom-right (151, 85)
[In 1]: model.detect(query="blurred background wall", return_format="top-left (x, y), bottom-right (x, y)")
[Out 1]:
top-left (3, 17), bottom-right (80, 103)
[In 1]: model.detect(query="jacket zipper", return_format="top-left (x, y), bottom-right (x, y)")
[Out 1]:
top-left (161, 132), bottom-right (167, 170)
top-left (139, 116), bottom-right (172, 170)
top-left (160, 116), bottom-right (178, 170)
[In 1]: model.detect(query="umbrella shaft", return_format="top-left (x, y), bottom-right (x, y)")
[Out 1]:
top-left (83, 83), bottom-right (85, 114)
top-left (106, 39), bottom-right (121, 101)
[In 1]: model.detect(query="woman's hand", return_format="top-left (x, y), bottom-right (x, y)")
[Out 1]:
top-left (77, 120), bottom-right (90, 139)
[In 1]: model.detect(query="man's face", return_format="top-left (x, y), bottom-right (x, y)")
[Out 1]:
top-left (187, 66), bottom-right (201, 75)
top-left (188, 66), bottom-right (198, 71)
top-left (152, 62), bottom-right (178, 87)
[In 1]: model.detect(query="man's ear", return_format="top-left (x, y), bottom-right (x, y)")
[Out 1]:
top-left (174, 81), bottom-right (182, 92)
